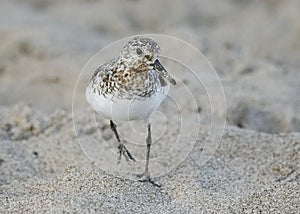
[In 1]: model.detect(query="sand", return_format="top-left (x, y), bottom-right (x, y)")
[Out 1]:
top-left (0, 104), bottom-right (299, 213)
top-left (0, 0), bottom-right (299, 213)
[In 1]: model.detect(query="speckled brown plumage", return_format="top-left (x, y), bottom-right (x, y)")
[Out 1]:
top-left (90, 37), bottom-right (170, 100)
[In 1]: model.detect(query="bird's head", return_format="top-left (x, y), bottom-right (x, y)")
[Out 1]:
top-left (120, 36), bottom-right (176, 85)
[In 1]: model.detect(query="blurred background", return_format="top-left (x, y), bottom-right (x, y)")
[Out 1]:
top-left (0, 0), bottom-right (299, 133)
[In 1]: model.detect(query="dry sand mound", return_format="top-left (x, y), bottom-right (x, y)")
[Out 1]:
top-left (0, 104), bottom-right (299, 213)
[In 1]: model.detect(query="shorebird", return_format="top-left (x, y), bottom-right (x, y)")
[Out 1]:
top-left (86, 36), bottom-right (176, 183)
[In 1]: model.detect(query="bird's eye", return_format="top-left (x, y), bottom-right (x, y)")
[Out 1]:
top-left (136, 48), bottom-right (143, 55)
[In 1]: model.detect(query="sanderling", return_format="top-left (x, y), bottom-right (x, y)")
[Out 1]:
top-left (86, 36), bottom-right (176, 183)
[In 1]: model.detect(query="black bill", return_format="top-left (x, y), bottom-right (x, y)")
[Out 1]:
top-left (153, 59), bottom-right (176, 85)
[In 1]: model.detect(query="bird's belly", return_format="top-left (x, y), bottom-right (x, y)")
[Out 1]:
top-left (86, 85), bottom-right (169, 121)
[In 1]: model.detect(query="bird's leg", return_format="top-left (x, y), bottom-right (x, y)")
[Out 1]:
top-left (137, 123), bottom-right (161, 187)
top-left (110, 120), bottom-right (135, 163)
top-left (145, 123), bottom-right (152, 178)
top-left (137, 123), bottom-right (161, 186)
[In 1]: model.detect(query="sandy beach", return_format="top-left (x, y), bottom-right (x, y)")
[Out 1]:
top-left (0, 0), bottom-right (299, 213)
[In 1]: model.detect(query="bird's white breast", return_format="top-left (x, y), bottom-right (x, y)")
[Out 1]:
top-left (86, 82), bottom-right (169, 122)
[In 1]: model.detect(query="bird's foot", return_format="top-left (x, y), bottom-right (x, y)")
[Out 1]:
top-left (136, 171), bottom-right (161, 187)
top-left (117, 143), bottom-right (135, 163)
